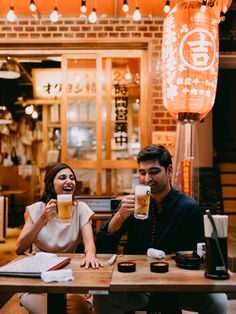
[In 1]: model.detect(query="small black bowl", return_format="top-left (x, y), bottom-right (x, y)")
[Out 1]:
top-left (175, 251), bottom-right (201, 270)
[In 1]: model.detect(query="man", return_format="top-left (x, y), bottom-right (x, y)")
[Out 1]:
top-left (95, 144), bottom-right (227, 314)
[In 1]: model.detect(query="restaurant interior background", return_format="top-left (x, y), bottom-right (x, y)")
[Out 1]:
top-left (0, 0), bottom-right (236, 229)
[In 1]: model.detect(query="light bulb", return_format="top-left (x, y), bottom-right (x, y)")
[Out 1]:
top-left (25, 105), bottom-right (34, 115)
top-left (164, 1), bottom-right (170, 13)
top-left (132, 7), bottom-right (141, 21)
top-left (50, 7), bottom-right (59, 22)
top-left (125, 72), bottom-right (132, 81)
top-left (80, 0), bottom-right (87, 13)
top-left (32, 111), bottom-right (38, 119)
top-left (7, 6), bottom-right (16, 22)
top-left (122, 0), bottom-right (129, 13)
top-left (220, 11), bottom-right (225, 22)
top-left (201, 0), bottom-right (207, 13)
top-left (88, 9), bottom-right (97, 23)
top-left (29, 0), bottom-right (37, 12)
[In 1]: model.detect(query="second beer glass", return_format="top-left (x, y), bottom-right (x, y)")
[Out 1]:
top-left (134, 184), bottom-right (151, 219)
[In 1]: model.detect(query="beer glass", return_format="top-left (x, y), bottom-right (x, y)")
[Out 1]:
top-left (134, 184), bottom-right (151, 219)
top-left (57, 194), bottom-right (72, 222)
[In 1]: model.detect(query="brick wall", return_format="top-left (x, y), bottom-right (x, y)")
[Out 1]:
top-left (0, 16), bottom-right (176, 134)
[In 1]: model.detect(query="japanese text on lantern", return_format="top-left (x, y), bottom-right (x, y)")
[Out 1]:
top-left (162, 6), bottom-right (219, 119)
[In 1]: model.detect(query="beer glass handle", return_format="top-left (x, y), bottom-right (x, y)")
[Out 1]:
top-left (206, 210), bottom-right (226, 271)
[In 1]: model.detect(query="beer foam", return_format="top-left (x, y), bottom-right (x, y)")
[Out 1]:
top-left (135, 184), bottom-right (151, 195)
top-left (57, 194), bottom-right (72, 203)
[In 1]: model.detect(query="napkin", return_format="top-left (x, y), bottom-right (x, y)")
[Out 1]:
top-left (147, 248), bottom-right (165, 259)
top-left (204, 213), bottom-right (228, 238)
top-left (41, 269), bottom-right (74, 283)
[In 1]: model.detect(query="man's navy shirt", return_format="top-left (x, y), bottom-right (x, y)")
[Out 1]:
top-left (96, 188), bottom-right (205, 254)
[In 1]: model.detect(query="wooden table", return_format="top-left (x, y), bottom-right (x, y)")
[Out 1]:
top-left (0, 254), bottom-right (236, 313)
top-left (110, 255), bottom-right (236, 293)
top-left (0, 254), bottom-right (114, 314)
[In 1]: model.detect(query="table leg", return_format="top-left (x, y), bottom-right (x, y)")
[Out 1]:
top-left (48, 293), bottom-right (66, 314)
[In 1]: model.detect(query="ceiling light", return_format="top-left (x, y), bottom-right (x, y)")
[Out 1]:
top-left (32, 110), bottom-right (38, 119)
top-left (25, 105), bottom-right (34, 115)
top-left (132, 7), bottom-right (141, 21)
top-left (50, 7), bottom-right (59, 22)
top-left (164, 1), bottom-right (171, 14)
top-left (29, 0), bottom-right (37, 12)
top-left (0, 57), bottom-right (21, 79)
top-left (88, 8), bottom-right (97, 23)
top-left (80, 0), bottom-right (87, 13)
top-left (122, 0), bottom-right (129, 13)
top-left (6, 6), bottom-right (16, 22)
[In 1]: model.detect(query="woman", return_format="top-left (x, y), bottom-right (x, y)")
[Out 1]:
top-left (16, 162), bottom-right (102, 314)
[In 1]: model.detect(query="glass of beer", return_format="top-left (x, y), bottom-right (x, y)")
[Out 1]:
top-left (134, 184), bottom-right (151, 219)
top-left (57, 194), bottom-right (73, 222)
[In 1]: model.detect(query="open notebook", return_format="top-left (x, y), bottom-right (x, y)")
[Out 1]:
top-left (0, 252), bottom-right (71, 278)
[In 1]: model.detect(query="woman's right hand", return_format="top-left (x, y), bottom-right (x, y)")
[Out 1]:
top-left (41, 199), bottom-right (58, 223)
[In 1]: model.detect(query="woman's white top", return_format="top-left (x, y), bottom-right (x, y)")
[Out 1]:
top-left (27, 200), bottom-right (94, 253)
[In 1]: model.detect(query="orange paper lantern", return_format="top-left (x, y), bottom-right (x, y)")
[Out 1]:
top-left (162, 1), bottom-right (219, 122)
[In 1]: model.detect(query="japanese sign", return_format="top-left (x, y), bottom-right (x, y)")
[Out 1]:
top-left (162, 2), bottom-right (219, 121)
top-left (181, 159), bottom-right (192, 197)
top-left (152, 131), bottom-right (176, 157)
top-left (32, 68), bottom-right (96, 98)
top-left (32, 68), bottom-right (133, 99)
top-left (114, 84), bottom-right (128, 147)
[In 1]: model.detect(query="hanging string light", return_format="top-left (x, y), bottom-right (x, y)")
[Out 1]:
top-left (88, 8), bottom-right (97, 23)
top-left (6, 1), bottom-right (16, 22)
top-left (88, 0), bottom-right (97, 23)
top-left (201, 0), bottom-right (207, 13)
top-left (29, 0), bottom-right (37, 12)
top-left (122, 0), bottom-right (129, 13)
top-left (132, 1), bottom-right (141, 22)
top-left (164, 0), bottom-right (171, 13)
top-left (80, 0), bottom-right (87, 13)
top-left (132, 8), bottom-right (141, 21)
top-left (50, 1), bottom-right (59, 23)
top-left (3, 0), bottom-right (233, 23)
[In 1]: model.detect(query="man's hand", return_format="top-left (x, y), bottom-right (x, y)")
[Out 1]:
top-left (108, 195), bottom-right (135, 233)
top-left (118, 194), bottom-right (135, 219)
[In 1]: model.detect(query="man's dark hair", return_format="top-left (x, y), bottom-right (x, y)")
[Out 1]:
top-left (41, 163), bottom-right (76, 203)
top-left (137, 144), bottom-right (172, 170)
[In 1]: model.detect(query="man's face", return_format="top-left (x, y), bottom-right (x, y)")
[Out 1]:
top-left (138, 159), bottom-right (172, 195)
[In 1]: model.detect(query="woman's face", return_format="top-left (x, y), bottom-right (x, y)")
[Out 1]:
top-left (53, 168), bottom-right (76, 195)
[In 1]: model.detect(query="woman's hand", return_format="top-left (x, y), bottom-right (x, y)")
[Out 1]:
top-left (80, 252), bottom-right (104, 269)
top-left (16, 200), bottom-right (57, 255)
top-left (40, 199), bottom-right (58, 223)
